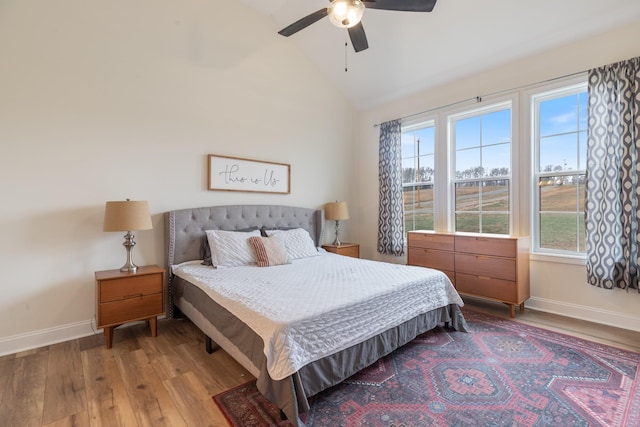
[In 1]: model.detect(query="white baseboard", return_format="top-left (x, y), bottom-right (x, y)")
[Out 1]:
top-left (526, 296), bottom-right (640, 333)
top-left (0, 316), bottom-right (167, 357)
top-left (0, 319), bottom-right (98, 357)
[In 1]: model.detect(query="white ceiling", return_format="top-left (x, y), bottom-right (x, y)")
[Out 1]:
top-left (239, 0), bottom-right (640, 110)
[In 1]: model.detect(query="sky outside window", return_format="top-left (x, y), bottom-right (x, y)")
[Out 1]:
top-left (455, 108), bottom-right (511, 177)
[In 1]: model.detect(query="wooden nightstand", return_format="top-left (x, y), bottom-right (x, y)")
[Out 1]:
top-left (322, 243), bottom-right (360, 258)
top-left (95, 265), bottom-right (165, 348)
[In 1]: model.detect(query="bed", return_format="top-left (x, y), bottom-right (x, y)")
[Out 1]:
top-left (165, 204), bottom-right (467, 427)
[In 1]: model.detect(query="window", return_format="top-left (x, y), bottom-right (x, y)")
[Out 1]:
top-left (532, 84), bottom-right (587, 254)
top-left (401, 122), bottom-right (435, 232)
top-left (392, 76), bottom-right (585, 260)
top-left (451, 105), bottom-right (511, 234)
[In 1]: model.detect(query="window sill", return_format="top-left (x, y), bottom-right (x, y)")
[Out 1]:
top-left (529, 252), bottom-right (586, 266)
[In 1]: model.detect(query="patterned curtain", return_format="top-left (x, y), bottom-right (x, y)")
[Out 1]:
top-left (585, 57), bottom-right (640, 291)
top-left (378, 119), bottom-right (404, 256)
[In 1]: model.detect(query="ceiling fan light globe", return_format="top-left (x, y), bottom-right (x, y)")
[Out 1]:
top-left (328, 0), bottom-right (365, 29)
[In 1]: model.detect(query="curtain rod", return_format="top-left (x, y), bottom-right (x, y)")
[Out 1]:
top-left (372, 69), bottom-right (586, 128)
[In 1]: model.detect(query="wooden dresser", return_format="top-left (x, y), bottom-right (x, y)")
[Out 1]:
top-left (407, 231), bottom-right (529, 317)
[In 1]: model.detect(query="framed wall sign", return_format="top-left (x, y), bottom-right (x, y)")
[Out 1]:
top-left (208, 154), bottom-right (291, 194)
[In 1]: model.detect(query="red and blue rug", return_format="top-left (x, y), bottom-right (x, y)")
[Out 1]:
top-left (213, 309), bottom-right (640, 426)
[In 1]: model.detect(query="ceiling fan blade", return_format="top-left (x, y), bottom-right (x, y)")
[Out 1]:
top-left (278, 8), bottom-right (329, 37)
top-left (348, 22), bottom-right (369, 53)
top-left (362, 0), bottom-right (437, 12)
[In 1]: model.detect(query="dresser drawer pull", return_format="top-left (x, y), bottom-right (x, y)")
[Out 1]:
top-left (478, 276), bottom-right (492, 280)
top-left (123, 293), bottom-right (144, 299)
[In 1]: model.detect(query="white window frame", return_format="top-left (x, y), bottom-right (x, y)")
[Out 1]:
top-left (401, 118), bottom-right (437, 233)
top-left (530, 78), bottom-right (587, 259)
top-left (447, 98), bottom-right (516, 235)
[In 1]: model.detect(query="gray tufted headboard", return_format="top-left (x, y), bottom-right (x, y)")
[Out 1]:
top-left (164, 205), bottom-right (324, 316)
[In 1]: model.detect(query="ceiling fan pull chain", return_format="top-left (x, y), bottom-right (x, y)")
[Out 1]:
top-left (345, 39), bottom-right (349, 72)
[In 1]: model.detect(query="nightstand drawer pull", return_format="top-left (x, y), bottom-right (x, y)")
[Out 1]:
top-left (123, 293), bottom-right (144, 299)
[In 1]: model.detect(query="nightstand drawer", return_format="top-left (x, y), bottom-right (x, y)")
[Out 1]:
top-left (455, 253), bottom-right (516, 281)
top-left (99, 293), bottom-right (163, 326)
top-left (336, 245), bottom-right (359, 258)
top-left (100, 274), bottom-right (162, 303)
top-left (322, 243), bottom-right (359, 258)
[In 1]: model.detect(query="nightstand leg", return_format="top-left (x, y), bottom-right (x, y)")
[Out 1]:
top-left (150, 317), bottom-right (157, 337)
top-left (509, 304), bottom-right (516, 318)
top-left (104, 326), bottom-right (114, 349)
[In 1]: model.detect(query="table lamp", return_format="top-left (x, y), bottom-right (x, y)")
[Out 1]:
top-left (103, 199), bottom-right (153, 272)
top-left (325, 201), bottom-right (349, 246)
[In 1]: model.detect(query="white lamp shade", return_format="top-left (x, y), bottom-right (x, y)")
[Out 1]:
top-left (325, 201), bottom-right (350, 221)
top-left (103, 200), bottom-right (152, 232)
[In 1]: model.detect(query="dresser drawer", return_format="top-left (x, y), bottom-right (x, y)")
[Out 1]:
top-left (99, 293), bottom-right (163, 326)
top-left (408, 247), bottom-right (455, 271)
top-left (442, 270), bottom-right (456, 286)
top-left (100, 274), bottom-right (163, 303)
top-left (407, 232), bottom-right (454, 251)
top-left (456, 273), bottom-right (517, 302)
top-left (455, 235), bottom-right (517, 258)
top-left (455, 253), bottom-right (516, 281)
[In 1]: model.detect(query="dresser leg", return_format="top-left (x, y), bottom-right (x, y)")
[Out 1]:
top-left (509, 304), bottom-right (515, 318)
top-left (104, 326), bottom-right (114, 349)
top-left (150, 317), bottom-right (158, 337)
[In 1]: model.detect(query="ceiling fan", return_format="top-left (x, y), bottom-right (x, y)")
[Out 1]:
top-left (278, 0), bottom-right (437, 53)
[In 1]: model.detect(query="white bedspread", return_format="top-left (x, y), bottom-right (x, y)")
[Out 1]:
top-left (172, 252), bottom-right (463, 380)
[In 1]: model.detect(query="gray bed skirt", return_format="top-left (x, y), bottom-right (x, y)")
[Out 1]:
top-left (172, 276), bottom-right (468, 426)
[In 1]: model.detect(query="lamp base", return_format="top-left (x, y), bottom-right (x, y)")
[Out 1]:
top-left (119, 263), bottom-right (138, 273)
top-left (120, 231), bottom-right (139, 273)
top-left (333, 220), bottom-right (342, 246)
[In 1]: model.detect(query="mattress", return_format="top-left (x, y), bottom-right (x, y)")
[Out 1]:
top-left (172, 251), bottom-right (464, 381)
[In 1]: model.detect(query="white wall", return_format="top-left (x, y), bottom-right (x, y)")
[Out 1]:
top-left (355, 21), bottom-right (640, 332)
top-left (0, 0), bottom-right (357, 354)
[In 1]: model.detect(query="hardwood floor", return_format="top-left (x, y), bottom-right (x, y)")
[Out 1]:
top-left (0, 318), bottom-right (251, 427)
top-left (1, 299), bottom-right (638, 427)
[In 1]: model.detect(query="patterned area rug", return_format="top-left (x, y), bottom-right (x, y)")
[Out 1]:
top-left (213, 309), bottom-right (640, 426)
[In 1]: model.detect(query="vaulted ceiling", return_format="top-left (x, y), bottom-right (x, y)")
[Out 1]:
top-left (239, 0), bottom-right (640, 110)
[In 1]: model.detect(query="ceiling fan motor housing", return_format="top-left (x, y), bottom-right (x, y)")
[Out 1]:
top-left (328, 0), bottom-right (366, 29)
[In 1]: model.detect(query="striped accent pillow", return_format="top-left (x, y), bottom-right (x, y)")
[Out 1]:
top-left (249, 236), bottom-right (291, 267)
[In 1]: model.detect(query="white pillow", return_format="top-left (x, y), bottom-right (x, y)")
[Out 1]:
top-left (266, 228), bottom-right (319, 260)
top-left (205, 229), bottom-right (261, 268)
